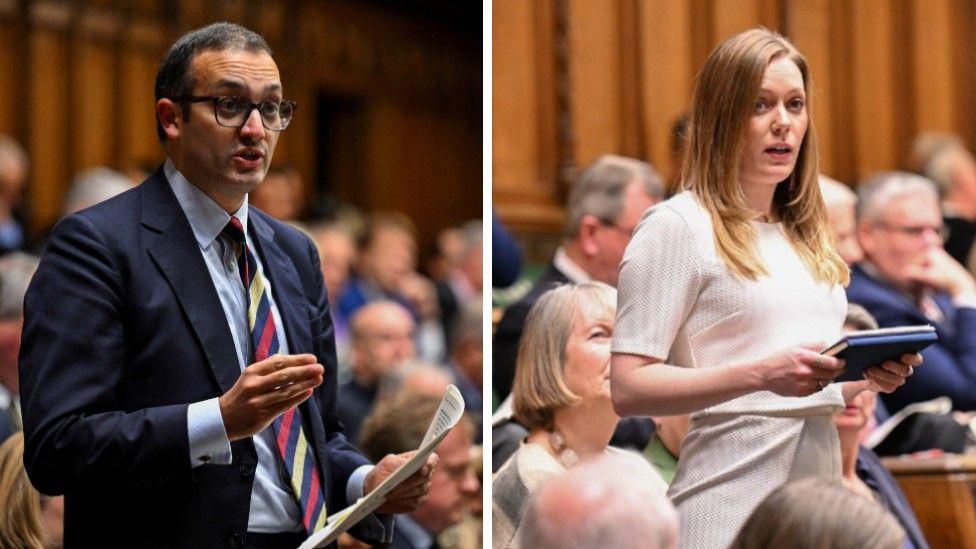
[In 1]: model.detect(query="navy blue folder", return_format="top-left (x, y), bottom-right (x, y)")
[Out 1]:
top-left (822, 326), bottom-right (938, 383)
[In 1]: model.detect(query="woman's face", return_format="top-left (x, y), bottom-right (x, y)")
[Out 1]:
top-left (739, 56), bottom-right (809, 189)
top-left (562, 306), bottom-right (614, 404)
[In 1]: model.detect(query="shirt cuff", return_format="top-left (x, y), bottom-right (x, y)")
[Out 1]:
top-left (187, 397), bottom-right (232, 467)
top-left (346, 464), bottom-right (374, 504)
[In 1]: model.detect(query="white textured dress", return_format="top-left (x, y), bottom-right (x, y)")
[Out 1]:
top-left (612, 191), bottom-right (847, 549)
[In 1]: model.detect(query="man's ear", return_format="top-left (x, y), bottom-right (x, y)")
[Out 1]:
top-left (156, 98), bottom-right (182, 141)
top-left (856, 221), bottom-right (875, 257)
top-left (578, 214), bottom-right (602, 257)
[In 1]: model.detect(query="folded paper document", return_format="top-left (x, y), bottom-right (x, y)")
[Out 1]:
top-left (298, 384), bottom-right (466, 549)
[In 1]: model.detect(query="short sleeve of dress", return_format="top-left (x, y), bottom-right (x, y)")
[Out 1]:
top-left (612, 203), bottom-right (703, 359)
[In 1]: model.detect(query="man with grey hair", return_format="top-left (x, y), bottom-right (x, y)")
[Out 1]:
top-left (848, 171), bottom-right (976, 412)
top-left (62, 167), bottom-right (134, 216)
top-left (819, 175), bottom-right (862, 266)
top-left (0, 136), bottom-right (29, 255)
top-left (519, 453), bottom-right (678, 549)
top-left (493, 154), bottom-right (664, 401)
top-left (0, 252), bottom-right (37, 437)
top-left (918, 139), bottom-right (976, 275)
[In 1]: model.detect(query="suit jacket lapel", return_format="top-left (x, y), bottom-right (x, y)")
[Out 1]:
top-left (141, 170), bottom-right (242, 395)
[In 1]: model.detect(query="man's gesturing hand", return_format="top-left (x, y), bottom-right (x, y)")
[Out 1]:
top-left (219, 353), bottom-right (324, 441)
top-left (365, 451), bottom-right (439, 514)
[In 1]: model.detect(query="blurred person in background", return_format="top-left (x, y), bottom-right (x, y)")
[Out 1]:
top-left (0, 432), bottom-right (63, 549)
top-left (917, 136), bottom-right (976, 275)
top-left (492, 283), bottom-right (667, 548)
top-left (436, 220), bottom-right (482, 345)
top-left (427, 225), bottom-right (464, 283)
top-left (436, 444), bottom-right (483, 549)
top-left (819, 175), bottom-right (863, 266)
top-left (518, 453), bottom-right (678, 549)
top-left (376, 359), bottom-right (453, 403)
top-left (309, 220), bottom-right (358, 367)
top-left (249, 164), bottom-right (304, 221)
top-left (446, 304), bottom-right (483, 428)
top-left (0, 136), bottom-right (29, 255)
top-left (849, 171), bottom-right (976, 412)
top-left (491, 210), bottom-right (522, 289)
top-left (61, 168), bottom-right (134, 217)
top-left (643, 414), bottom-right (690, 485)
top-left (339, 212), bottom-right (418, 318)
top-left (493, 154), bottom-right (665, 402)
top-left (337, 300), bottom-right (416, 443)
top-left (0, 252), bottom-right (38, 433)
top-left (729, 478), bottom-right (904, 549)
top-left (835, 305), bottom-right (928, 549)
top-left (359, 392), bottom-right (480, 549)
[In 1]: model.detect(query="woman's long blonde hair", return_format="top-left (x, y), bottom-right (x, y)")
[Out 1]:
top-left (682, 28), bottom-right (848, 286)
top-left (0, 432), bottom-right (45, 549)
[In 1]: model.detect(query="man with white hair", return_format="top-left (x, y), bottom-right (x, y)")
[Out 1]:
top-left (848, 171), bottom-right (976, 412)
top-left (519, 453), bottom-right (678, 549)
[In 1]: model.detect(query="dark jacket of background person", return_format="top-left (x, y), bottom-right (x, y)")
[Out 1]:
top-left (856, 447), bottom-right (929, 549)
top-left (18, 171), bottom-right (387, 547)
top-left (847, 264), bottom-right (976, 412)
top-left (492, 210), bottom-right (522, 289)
top-left (493, 263), bottom-right (568, 400)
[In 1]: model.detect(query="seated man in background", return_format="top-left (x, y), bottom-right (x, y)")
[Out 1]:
top-left (358, 391), bottom-right (480, 549)
top-left (848, 171), bottom-right (976, 412)
top-left (0, 252), bottom-right (38, 434)
top-left (819, 175), bottom-right (863, 265)
top-left (518, 453), bottom-right (678, 549)
top-left (308, 220), bottom-right (358, 368)
top-left (493, 155), bottom-right (664, 401)
top-left (336, 300), bottom-right (416, 444)
top-left (912, 133), bottom-right (976, 275)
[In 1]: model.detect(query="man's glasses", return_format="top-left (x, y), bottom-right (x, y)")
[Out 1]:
top-left (875, 222), bottom-right (948, 241)
top-left (179, 95), bottom-right (297, 131)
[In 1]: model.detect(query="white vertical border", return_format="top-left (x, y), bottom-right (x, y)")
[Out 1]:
top-left (481, 0), bottom-right (493, 548)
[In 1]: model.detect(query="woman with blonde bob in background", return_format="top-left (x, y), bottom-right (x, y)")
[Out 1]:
top-left (729, 477), bottom-right (905, 549)
top-left (493, 282), bottom-right (665, 549)
top-left (610, 28), bottom-right (919, 548)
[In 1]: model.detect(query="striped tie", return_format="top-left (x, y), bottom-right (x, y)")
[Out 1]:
top-left (222, 217), bottom-right (328, 533)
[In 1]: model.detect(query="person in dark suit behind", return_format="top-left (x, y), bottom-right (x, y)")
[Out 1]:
top-left (848, 171), bottom-right (976, 413)
top-left (493, 154), bottom-right (665, 402)
top-left (19, 23), bottom-right (434, 549)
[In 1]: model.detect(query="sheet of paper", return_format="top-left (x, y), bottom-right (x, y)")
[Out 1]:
top-left (298, 385), bottom-right (465, 549)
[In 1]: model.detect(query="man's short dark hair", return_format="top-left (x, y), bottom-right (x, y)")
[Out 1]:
top-left (154, 22), bottom-right (273, 142)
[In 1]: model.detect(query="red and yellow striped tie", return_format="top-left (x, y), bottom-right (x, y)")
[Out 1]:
top-left (222, 217), bottom-right (328, 533)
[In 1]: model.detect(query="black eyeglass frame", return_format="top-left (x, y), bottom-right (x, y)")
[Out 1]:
top-left (177, 95), bottom-right (298, 131)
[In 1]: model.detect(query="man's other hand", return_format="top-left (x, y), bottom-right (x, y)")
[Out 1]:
top-left (366, 451), bottom-right (438, 514)
top-left (218, 353), bottom-right (324, 441)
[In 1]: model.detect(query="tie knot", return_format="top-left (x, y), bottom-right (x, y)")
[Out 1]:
top-left (221, 217), bottom-right (245, 245)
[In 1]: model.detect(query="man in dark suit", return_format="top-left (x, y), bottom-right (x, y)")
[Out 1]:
top-left (19, 23), bottom-right (433, 548)
top-left (493, 155), bottom-right (664, 401)
top-left (848, 171), bottom-right (976, 413)
top-left (491, 155), bottom-right (664, 468)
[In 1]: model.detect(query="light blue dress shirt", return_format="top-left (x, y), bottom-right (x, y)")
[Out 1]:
top-left (168, 161), bottom-right (370, 533)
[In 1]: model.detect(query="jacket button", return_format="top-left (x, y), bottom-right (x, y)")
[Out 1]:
top-left (240, 461), bottom-right (256, 477)
top-left (228, 533), bottom-right (244, 548)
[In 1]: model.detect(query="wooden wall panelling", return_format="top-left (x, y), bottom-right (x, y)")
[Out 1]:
top-left (28, 25), bottom-right (71, 233)
top-left (72, 10), bottom-right (119, 174)
top-left (910, 0), bottom-right (956, 138)
top-left (850, 0), bottom-right (899, 181)
top-left (492, 0), bottom-right (563, 232)
top-left (0, 19), bottom-right (25, 138)
top-left (710, 0), bottom-right (777, 45)
top-left (567, 0), bottom-right (623, 167)
top-left (950, 0), bottom-right (976, 151)
top-left (637, 0), bottom-right (694, 186)
top-left (785, 0), bottom-right (837, 180)
top-left (118, 18), bottom-right (165, 172)
top-left (617, 0), bottom-right (644, 159)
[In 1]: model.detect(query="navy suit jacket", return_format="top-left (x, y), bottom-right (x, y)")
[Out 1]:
top-left (19, 169), bottom-right (389, 548)
top-left (846, 264), bottom-right (976, 412)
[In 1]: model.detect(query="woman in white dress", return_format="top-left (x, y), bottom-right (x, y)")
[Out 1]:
top-left (609, 28), bottom-right (920, 549)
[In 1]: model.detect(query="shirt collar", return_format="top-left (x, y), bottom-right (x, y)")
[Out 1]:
top-left (164, 159), bottom-right (249, 249)
top-left (553, 247), bottom-right (592, 284)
